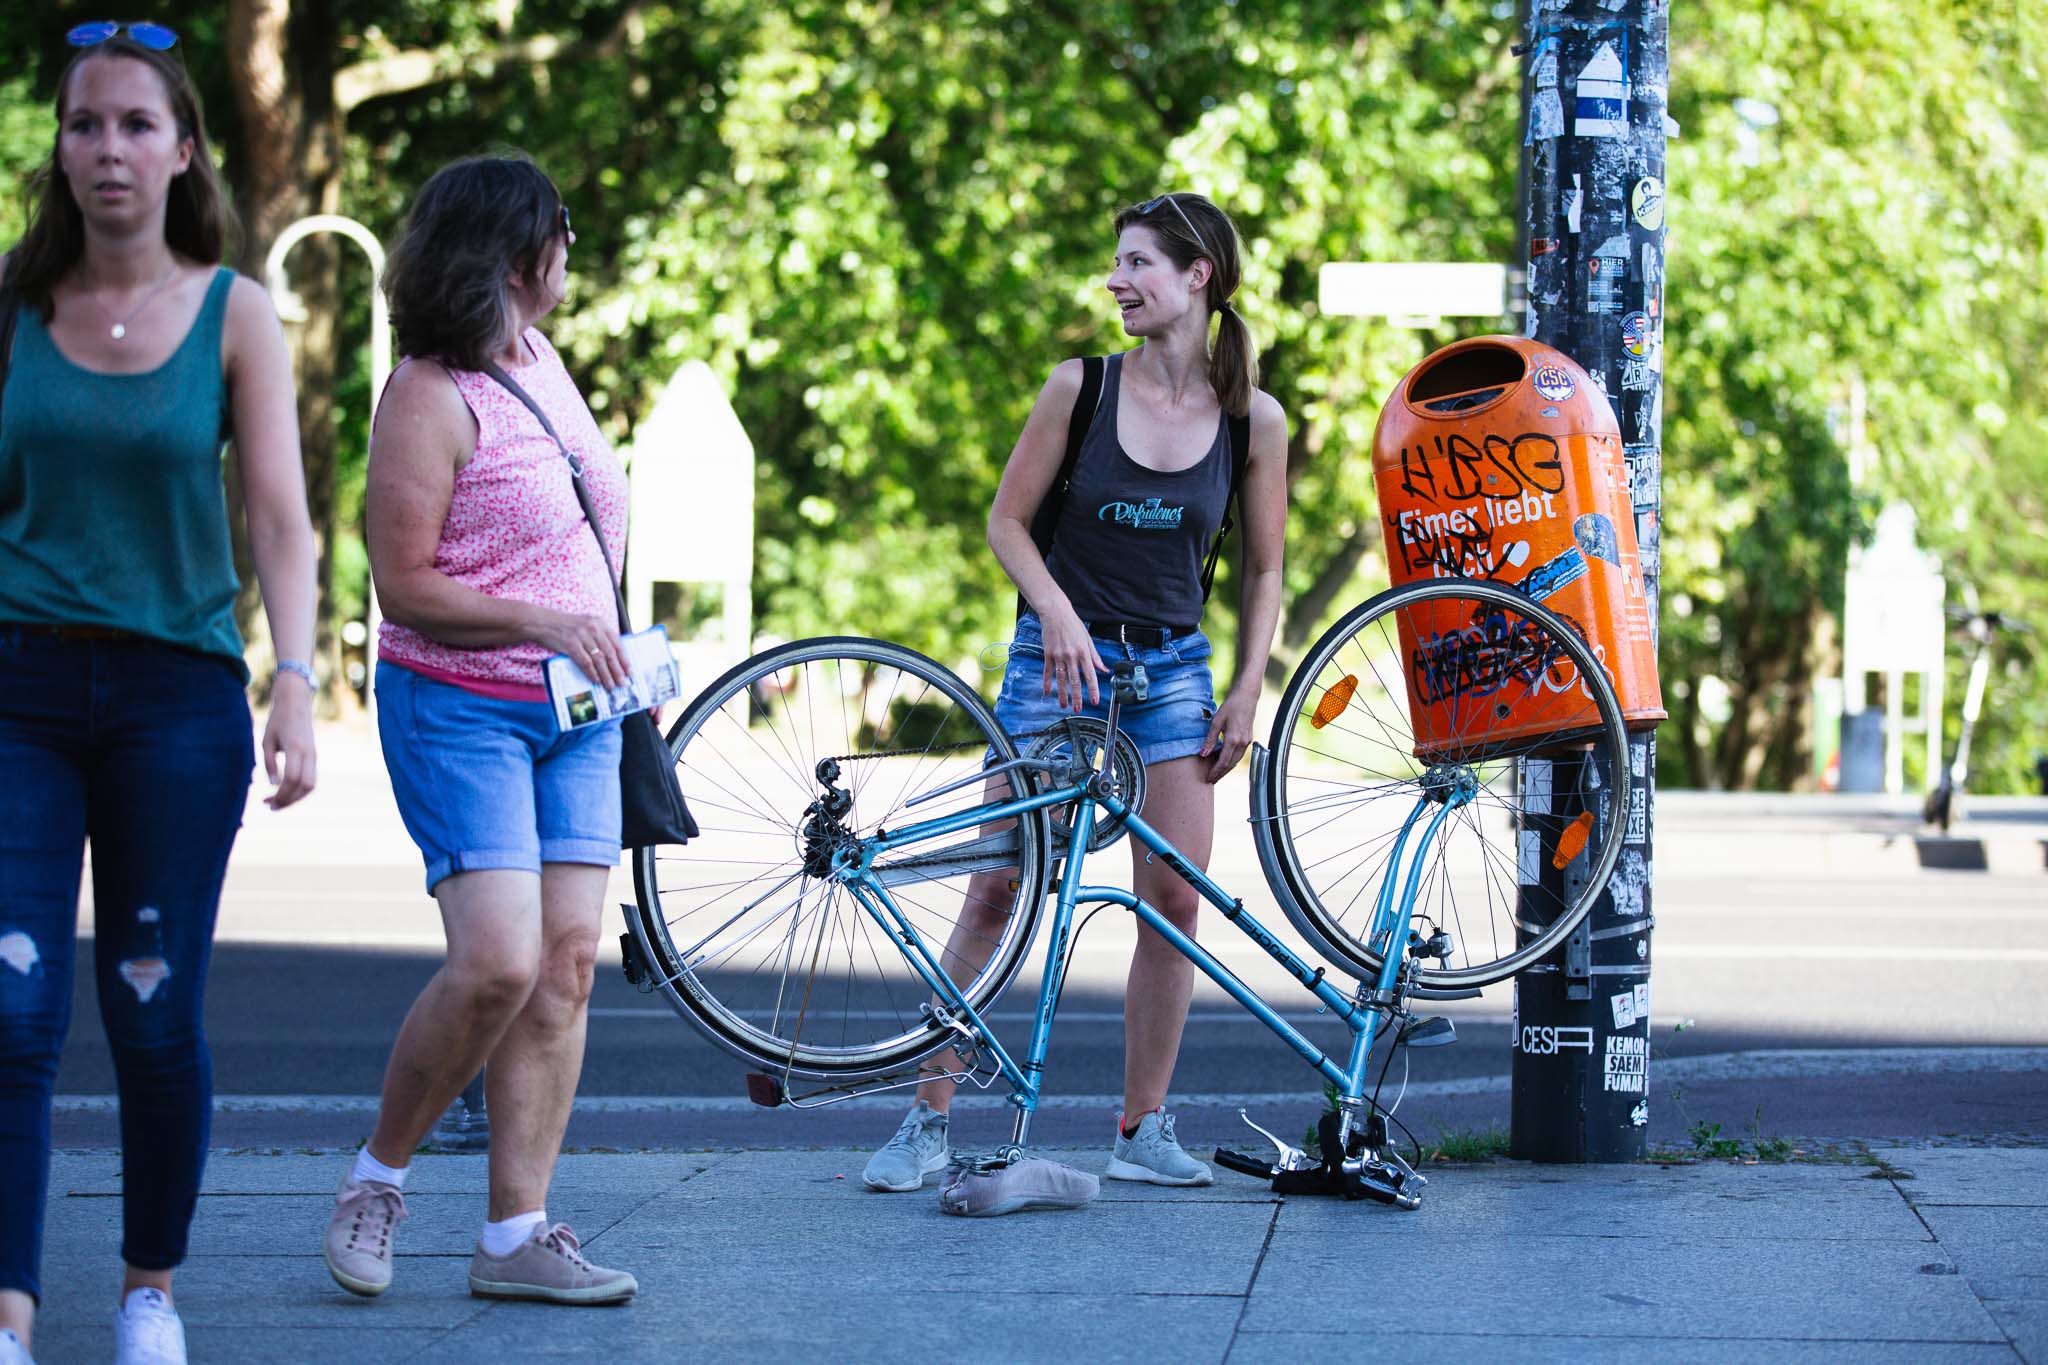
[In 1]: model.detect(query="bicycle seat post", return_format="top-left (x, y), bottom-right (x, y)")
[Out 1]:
top-left (1102, 662), bottom-right (1147, 781)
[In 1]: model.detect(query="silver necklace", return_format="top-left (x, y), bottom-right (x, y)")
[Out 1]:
top-left (97, 267), bottom-right (181, 340)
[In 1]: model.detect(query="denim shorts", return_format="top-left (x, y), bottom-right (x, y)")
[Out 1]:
top-left (375, 661), bottom-right (623, 893)
top-left (996, 613), bottom-right (1217, 766)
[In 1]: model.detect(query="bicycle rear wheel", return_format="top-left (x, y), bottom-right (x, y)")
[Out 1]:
top-left (629, 637), bottom-right (1050, 1079)
top-left (1263, 579), bottom-right (1632, 990)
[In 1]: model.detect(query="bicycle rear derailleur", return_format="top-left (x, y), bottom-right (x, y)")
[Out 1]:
top-left (1214, 1108), bottom-right (1426, 1211)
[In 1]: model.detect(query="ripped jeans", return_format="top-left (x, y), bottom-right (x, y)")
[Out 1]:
top-left (0, 625), bottom-right (253, 1303)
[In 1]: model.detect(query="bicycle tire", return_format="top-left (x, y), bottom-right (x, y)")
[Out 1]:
top-left (629, 636), bottom-right (1050, 1079)
top-left (1263, 578), bottom-right (1632, 989)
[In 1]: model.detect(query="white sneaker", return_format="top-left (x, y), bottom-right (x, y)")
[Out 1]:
top-left (0, 1327), bottom-right (35, 1365)
top-left (112, 1288), bottom-right (185, 1365)
top-left (1105, 1108), bottom-right (1214, 1186)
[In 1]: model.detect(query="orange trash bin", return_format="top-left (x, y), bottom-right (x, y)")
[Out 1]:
top-left (1370, 336), bottom-right (1664, 754)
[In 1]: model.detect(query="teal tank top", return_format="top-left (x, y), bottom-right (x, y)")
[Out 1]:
top-left (0, 267), bottom-right (244, 672)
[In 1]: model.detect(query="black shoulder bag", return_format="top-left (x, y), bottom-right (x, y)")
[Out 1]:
top-left (482, 361), bottom-right (698, 850)
top-left (1022, 354), bottom-right (1253, 616)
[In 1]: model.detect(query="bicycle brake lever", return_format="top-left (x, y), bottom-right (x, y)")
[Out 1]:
top-left (1238, 1108), bottom-right (1313, 1171)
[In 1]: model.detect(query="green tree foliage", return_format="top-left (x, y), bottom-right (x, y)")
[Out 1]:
top-left (1661, 0), bottom-right (2047, 789)
top-left (1, 1), bottom-right (2041, 790)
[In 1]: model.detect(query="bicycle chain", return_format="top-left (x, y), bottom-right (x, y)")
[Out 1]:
top-left (822, 741), bottom-right (989, 765)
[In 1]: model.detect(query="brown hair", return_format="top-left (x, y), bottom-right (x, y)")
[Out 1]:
top-left (6, 39), bottom-right (234, 315)
top-left (1113, 192), bottom-right (1259, 417)
top-left (383, 152), bottom-right (567, 370)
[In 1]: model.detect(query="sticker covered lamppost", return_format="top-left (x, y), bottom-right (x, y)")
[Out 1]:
top-left (1510, 0), bottom-right (1669, 1162)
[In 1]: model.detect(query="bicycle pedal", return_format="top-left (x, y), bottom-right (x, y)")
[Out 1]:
top-left (743, 1073), bottom-right (785, 1108)
top-left (1402, 1015), bottom-right (1457, 1048)
top-left (1343, 1160), bottom-right (1423, 1211)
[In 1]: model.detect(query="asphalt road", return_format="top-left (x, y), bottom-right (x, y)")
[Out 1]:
top-left (48, 724), bottom-right (2048, 1155)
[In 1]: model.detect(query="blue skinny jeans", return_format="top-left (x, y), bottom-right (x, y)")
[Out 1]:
top-left (0, 626), bottom-right (253, 1303)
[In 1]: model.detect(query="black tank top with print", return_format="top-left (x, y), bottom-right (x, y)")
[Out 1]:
top-left (1043, 352), bottom-right (1232, 630)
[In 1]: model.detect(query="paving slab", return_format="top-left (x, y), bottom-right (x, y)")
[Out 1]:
top-left (597, 1180), bottom-right (1276, 1299)
top-left (411, 1292), bottom-right (1246, 1364)
top-left (1872, 1147), bottom-right (2048, 1208)
top-left (1241, 1228), bottom-right (2002, 1344)
top-left (1271, 1159), bottom-right (1934, 1244)
top-left (31, 1146), bottom-right (2048, 1363)
top-left (1227, 1332), bottom-right (2019, 1364)
top-left (30, 1323), bottom-right (453, 1365)
top-left (31, 1251), bottom-right (494, 1332)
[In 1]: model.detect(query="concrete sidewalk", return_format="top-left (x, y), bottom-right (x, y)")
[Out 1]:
top-left (31, 1144), bottom-right (2047, 1363)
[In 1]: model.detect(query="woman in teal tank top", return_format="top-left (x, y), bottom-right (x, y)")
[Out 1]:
top-left (0, 29), bottom-right (318, 1364)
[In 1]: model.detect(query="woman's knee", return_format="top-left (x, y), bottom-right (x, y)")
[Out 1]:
top-left (445, 944), bottom-right (542, 1018)
top-left (533, 930), bottom-right (599, 1012)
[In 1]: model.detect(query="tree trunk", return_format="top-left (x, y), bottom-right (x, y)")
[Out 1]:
top-left (226, 0), bottom-right (347, 702)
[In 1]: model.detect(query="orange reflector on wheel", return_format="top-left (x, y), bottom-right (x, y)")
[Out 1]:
top-left (1311, 675), bottom-right (1359, 729)
top-left (1551, 810), bottom-right (1595, 869)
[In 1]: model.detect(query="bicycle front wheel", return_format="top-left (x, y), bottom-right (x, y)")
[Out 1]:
top-left (1264, 579), bottom-right (1632, 990)
top-left (629, 637), bottom-right (1050, 1079)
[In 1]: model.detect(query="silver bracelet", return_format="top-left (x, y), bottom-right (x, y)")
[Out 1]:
top-left (274, 659), bottom-right (316, 689)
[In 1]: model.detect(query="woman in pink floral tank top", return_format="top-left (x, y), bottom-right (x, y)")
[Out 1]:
top-left (327, 154), bottom-right (640, 1306)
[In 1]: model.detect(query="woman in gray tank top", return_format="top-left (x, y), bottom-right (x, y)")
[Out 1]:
top-left (860, 194), bottom-right (1291, 1196)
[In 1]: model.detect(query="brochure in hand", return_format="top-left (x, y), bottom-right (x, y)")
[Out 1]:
top-left (544, 625), bottom-right (683, 732)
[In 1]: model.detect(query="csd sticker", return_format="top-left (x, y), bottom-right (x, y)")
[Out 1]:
top-left (1531, 362), bottom-right (1577, 403)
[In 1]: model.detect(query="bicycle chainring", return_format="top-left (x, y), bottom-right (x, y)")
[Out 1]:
top-left (1023, 717), bottom-right (1146, 853)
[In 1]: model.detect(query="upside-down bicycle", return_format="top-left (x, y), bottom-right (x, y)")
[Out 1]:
top-left (619, 576), bottom-right (1632, 1209)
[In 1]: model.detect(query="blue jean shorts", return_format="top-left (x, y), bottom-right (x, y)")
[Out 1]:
top-left (996, 613), bottom-right (1217, 766)
top-left (375, 661), bottom-right (623, 893)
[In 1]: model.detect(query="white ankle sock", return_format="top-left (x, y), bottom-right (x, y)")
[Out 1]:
top-left (351, 1147), bottom-right (409, 1189)
top-left (479, 1209), bottom-right (547, 1257)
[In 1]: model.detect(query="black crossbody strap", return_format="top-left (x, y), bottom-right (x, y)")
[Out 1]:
top-left (1017, 354), bottom-right (1105, 618)
top-left (480, 359), bottom-right (631, 633)
top-left (1198, 408), bottom-right (1254, 602)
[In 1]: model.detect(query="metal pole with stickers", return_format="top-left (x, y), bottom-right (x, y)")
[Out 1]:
top-left (1509, 0), bottom-right (1669, 1161)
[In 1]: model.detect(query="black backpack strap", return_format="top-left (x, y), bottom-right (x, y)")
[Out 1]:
top-left (1199, 407), bottom-right (1254, 602)
top-left (1017, 354), bottom-right (1104, 619)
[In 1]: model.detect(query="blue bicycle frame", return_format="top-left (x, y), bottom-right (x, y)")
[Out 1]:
top-left (833, 767), bottom-right (1472, 1152)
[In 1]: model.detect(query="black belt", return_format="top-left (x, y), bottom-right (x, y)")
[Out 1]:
top-left (1087, 621), bottom-right (1193, 649)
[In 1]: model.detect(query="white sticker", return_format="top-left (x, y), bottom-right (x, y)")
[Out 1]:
top-left (1573, 44), bottom-right (1630, 139)
top-left (1630, 176), bottom-right (1665, 231)
top-left (1519, 1025), bottom-right (1595, 1055)
top-left (1603, 1034), bottom-right (1647, 1092)
top-left (1630, 1098), bottom-right (1649, 1126)
top-left (1633, 982), bottom-right (1650, 1017)
top-left (1524, 759), bottom-right (1553, 816)
top-left (1625, 788), bottom-right (1648, 844)
top-left (1519, 828), bottom-right (1542, 885)
top-left (1611, 990), bottom-right (1637, 1030)
top-left (1565, 174), bottom-right (1583, 234)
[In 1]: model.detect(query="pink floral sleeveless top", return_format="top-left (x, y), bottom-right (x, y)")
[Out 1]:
top-left (376, 329), bottom-right (627, 698)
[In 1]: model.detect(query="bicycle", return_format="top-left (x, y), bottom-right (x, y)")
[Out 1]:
top-left (620, 576), bottom-right (1632, 1210)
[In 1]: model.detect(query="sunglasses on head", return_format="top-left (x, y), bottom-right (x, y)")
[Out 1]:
top-left (1137, 193), bottom-right (1211, 258)
top-left (67, 21), bottom-right (179, 51)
